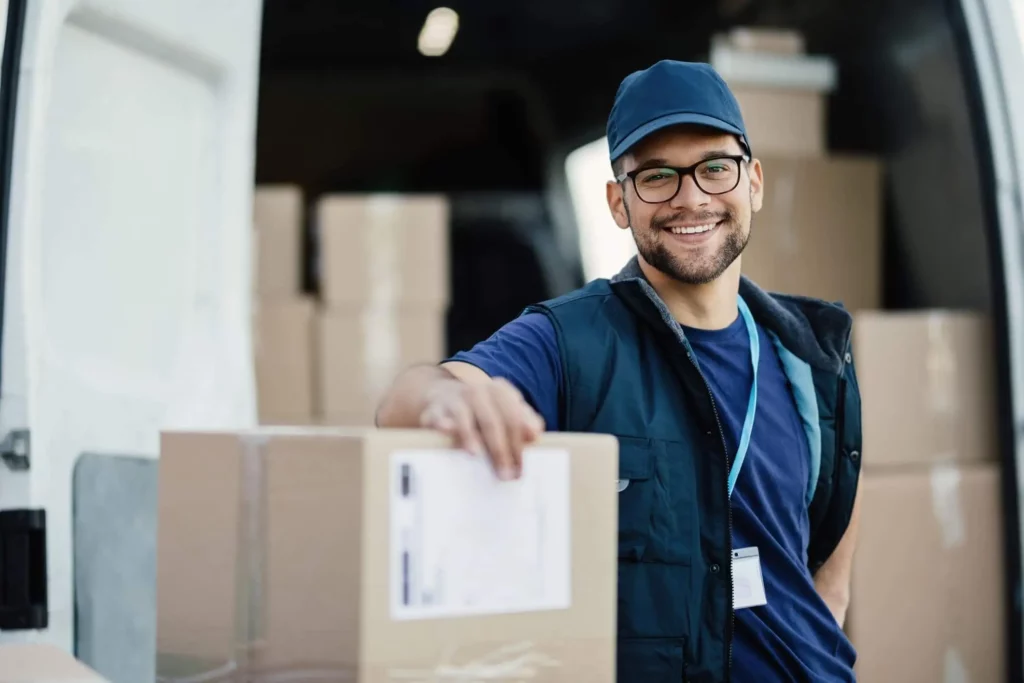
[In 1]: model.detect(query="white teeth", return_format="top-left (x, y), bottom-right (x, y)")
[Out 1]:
top-left (670, 223), bottom-right (716, 235)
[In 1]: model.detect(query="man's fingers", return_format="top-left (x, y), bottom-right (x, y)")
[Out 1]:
top-left (467, 385), bottom-right (516, 481)
top-left (448, 401), bottom-right (485, 457)
top-left (493, 379), bottom-right (536, 476)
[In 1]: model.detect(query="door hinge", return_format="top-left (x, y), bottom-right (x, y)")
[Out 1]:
top-left (0, 508), bottom-right (48, 630)
top-left (0, 429), bottom-right (29, 471)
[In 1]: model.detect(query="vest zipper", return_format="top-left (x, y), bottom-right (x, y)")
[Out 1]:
top-left (685, 348), bottom-right (734, 683)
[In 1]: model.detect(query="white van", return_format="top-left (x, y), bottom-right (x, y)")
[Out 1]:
top-left (0, 0), bottom-right (1023, 681)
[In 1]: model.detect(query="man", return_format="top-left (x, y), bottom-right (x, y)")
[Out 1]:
top-left (377, 59), bottom-right (862, 682)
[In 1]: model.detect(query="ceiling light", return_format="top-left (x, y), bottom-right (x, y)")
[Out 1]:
top-left (418, 7), bottom-right (459, 57)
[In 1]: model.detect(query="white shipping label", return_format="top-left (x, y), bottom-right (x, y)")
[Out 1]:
top-left (390, 448), bottom-right (572, 621)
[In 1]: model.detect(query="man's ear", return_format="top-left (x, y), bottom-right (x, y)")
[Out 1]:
top-left (749, 158), bottom-right (764, 213)
top-left (606, 180), bottom-right (631, 230)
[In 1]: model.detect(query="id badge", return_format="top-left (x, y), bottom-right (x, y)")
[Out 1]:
top-left (732, 547), bottom-right (768, 610)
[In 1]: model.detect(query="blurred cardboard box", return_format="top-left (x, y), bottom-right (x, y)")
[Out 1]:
top-left (157, 428), bottom-right (618, 682)
top-left (253, 185), bottom-right (304, 298)
top-left (316, 194), bottom-right (449, 307)
top-left (711, 44), bottom-right (836, 156)
top-left (0, 644), bottom-right (111, 682)
top-left (317, 307), bottom-right (446, 425)
top-left (254, 297), bottom-right (317, 424)
top-left (848, 464), bottom-right (1005, 682)
top-left (741, 154), bottom-right (882, 311)
top-left (715, 27), bottom-right (806, 56)
top-left (854, 311), bottom-right (996, 468)
top-left (732, 87), bottom-right (825, 156)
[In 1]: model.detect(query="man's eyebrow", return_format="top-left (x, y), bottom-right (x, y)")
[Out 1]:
top-left (632, 158), bottom-right (671, 172)
top-left (631, 150), bottom-right (739, 172)
top-left (698, 149), bottom-right (733, 161)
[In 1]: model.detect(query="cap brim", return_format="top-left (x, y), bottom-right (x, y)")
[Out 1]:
top-left (609, 112), bottom-right (746, 161)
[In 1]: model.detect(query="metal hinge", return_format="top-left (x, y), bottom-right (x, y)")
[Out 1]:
top-left (0, 429), bottom-right (29, 471)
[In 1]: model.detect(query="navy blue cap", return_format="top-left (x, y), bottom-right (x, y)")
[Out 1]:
top-left (607, 60), bottom-right (750, 162)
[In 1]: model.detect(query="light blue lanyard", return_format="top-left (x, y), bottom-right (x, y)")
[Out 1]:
top-left (727, 296), bottom-right (760, 498)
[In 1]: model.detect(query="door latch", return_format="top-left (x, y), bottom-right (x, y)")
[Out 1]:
top-left (0, 429), bottom-right (29, 471)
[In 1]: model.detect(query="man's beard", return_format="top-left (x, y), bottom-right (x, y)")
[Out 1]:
top-left (632, 210), bottom-right (750, 286)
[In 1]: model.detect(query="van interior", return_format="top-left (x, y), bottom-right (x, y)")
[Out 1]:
top-left (254, 0), bottom-right (1017, 662)
top-left (254, 0), bottom-right (1018, 673)
top-left (0, 0), bottom-right (1006, 679)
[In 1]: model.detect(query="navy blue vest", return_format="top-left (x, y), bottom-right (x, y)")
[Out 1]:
top-left (525, 264), bottom-right (862, 683)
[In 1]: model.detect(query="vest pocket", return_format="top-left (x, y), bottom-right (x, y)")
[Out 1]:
top-left (616, 637), bottom-right (686, 682)
top-left (617, 439), bottom-right (656, 561)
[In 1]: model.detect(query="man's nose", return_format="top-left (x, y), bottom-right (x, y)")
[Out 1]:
top-left (669, 174), bottom-right (710, 211)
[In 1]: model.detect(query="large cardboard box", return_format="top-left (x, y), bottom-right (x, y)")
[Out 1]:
top-left (732, 87), bottom-right (825, 156)
top-left (848, 464), bottom-right (1005, 682)
top-left (253, 185), bottom-right (304, 298)
top-left (711, 46), bottom-right (836, 157)
top-left (855, 311), bottom-right (996, 467)
top-left (157, 428), bottom-right (618, 682)
top-left (741, 154), bottom-right (882, 311)
top-left (318, 307), bottom-right (446, 425)
top-left (316, 194), bottom-right (449, 307)
top-left (0, 644), bottom-right (111, 682)
top-left (254, 297), bottom-right (317, 425)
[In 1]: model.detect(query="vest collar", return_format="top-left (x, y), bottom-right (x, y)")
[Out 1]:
top-left (609, 256), bottom-right (852, 374)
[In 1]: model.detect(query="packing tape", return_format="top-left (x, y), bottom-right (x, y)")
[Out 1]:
top-left (926, 314), bottom-right (958, 417)
top-left (363, 196), bottom-right (402, 406)
top-left (944, 648), bottom-right (969, 683)
top-left (158, 640), bottom-right (577, 682)
top-left (238, 435), bottom-right (269, 659)
top-left (930, 464), bottom-right (966, 550)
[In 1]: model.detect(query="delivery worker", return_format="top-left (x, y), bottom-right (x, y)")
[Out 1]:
top-left (376, 59), bottom-right (862, 683)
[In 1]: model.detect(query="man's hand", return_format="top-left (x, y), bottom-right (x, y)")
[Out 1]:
top-left (419, 375), bottom-right (545, 481)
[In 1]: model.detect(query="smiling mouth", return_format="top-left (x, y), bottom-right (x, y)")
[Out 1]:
top-left (665, 221), bottom-right (720, 235)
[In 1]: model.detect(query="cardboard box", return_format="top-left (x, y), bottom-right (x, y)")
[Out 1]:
top-left (157, 428), bottom-right (618, 682)
top-left (717, 27), bottom-right (806, 56)
top-left (711, 46), bottom-right (836, 157)
top-left (254, 297), bottom-right (317, 424)
top-left (253, 185), bottom-right (304, 297)
top-left (848, 464), bottom-right (1005, 682)
top-left (741, 154), bottom-right (882, 311)
top-left (318, 307), bottom-right (446, 425)
top-left (855, 311), bottom-right (996, 468)
top-left (732, 86), bottom-right (826, 156)
top-left (317, 194), bottom-right (449, 307)
top-left (0, 644), bottom-right (111, 682)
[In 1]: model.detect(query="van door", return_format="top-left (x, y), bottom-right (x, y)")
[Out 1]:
top-left (960, 0), bottom-right (1024, 675)
top-left (0, 0), bottom-right (263, 652)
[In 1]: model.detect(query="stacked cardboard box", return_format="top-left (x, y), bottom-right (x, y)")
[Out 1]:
top-left (847, 311), bottom-right (1004, 681)
top-left (714, 28), bottom-right (1004, 679)
top-left (711, 29), bottom-right (883, 311)
top-left (156, 428), bottom-right (618, 682)
top-left (252, 185), bottom-right (317, 425)
top-left (251, 188), bottom-right (449, 427)
top-left (315, 194), bottom-right (450, 426)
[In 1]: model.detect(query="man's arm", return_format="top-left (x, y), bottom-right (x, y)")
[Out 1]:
top-left (375, 313), bottom-right (561, 480)
top-left (813, 488), bottom-right (861, 627)
top-left (374, 361), bottom-right (491, 429)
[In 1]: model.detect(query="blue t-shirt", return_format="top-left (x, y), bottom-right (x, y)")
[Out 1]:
top-left (449, 312), bottom-right (857, 681)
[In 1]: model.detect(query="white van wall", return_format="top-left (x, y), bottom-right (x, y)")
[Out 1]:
top-left (0, 0), bottom-right (263, 651)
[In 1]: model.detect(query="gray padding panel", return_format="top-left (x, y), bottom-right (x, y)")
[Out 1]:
top-left (73, 453), bottom-right (158, 683)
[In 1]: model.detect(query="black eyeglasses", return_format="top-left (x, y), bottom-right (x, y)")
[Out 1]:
top-left (616, 155), bottom-right (750, 204)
